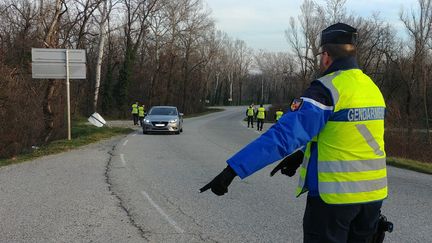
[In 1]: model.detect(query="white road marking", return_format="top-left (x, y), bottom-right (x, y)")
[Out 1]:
top-left (132, 133), bottom-right (137, 137)
top-left (240, 120), bottom-right (262, 134)
top-left (123, 140), bottom-right (129, 146)
top-left (141, 191), bottom-right (185, 234)
top-left (120, 154), bottom-right (126, 166)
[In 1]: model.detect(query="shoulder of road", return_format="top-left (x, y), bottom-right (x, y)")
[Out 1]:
top-left (0, 108), bottom-right (225, 167)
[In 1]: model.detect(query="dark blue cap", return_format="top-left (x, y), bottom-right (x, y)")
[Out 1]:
top-left (320, 23), bottom-right (357, 46)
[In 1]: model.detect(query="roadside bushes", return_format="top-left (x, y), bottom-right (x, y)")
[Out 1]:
top-left (0, 64), bottom-right (66, 158)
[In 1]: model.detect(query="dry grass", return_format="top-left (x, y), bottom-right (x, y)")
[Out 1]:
top-left (387, 157), bottom-right (432, 174)
top-left (0, 121), bottom-right (132, 167)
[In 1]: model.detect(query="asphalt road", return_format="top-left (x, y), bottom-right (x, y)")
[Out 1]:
top-left (1, 107), bottom-right (431, 242)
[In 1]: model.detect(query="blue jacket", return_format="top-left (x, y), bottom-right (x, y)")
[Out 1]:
top-left (227, 57), bottom-right (359, 196)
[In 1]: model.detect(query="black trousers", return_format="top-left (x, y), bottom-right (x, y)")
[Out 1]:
top-left (139, 116), bottom-right (144, 126)
top-left (256, 119), bottom-right (264, 131)
top-left (247, 116), bottom-right (254, 127)
top-left (132, 114), bottom-right (138, 125)
top-left (303, 196), bottom-right (382, 243)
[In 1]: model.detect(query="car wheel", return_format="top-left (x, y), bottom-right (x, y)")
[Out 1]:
top-left (180, 128), bottom-right (183, 132)
top-left (143, 130), bottom-right (147, 134)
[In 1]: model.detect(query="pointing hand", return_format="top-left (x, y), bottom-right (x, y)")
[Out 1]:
top-left (270, 150), bottom-right (304, 177)
top-left (200, 166), bottom-right (237, 196)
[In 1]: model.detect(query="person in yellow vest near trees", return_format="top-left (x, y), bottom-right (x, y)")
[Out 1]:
top-left (246, 104), bottom-right (255, 128)
top-left (131, 101), bottom-right (139, 125)
top-left (256, 104), bottom-right (266, 131)
top-left (138, 105), bottom-right (145, 126)
top-left (274, 108), bottom-right (284, 122)
top-left (200, 23), bottom-right (392, 242)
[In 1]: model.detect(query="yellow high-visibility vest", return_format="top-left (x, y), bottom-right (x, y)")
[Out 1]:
top-left (131, 104), bottom-right (138, 114)
top-left (275, 111), bottom-right (283, 121)
top-left (297, 69), bottom-right (387, 204)
top-left (247, 107), bottom-right (254, 116)
top-left (257, 107), bottom-right (265, 119)
top-left (138, 106), bottom-right (145, 117)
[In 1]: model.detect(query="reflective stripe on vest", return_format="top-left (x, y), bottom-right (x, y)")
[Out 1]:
top-left (132, 104), bottom-right (138, 114)
top-left (247, 107), bottom-right (254, 116)
top-left (297, 148), bottom-right (310, 195)
top-left (257, 107), bottom-right (265, 119)
top-left (296, 69), bottom-right (387, 204)
top-left (275, 111), bottom-right (283, 120)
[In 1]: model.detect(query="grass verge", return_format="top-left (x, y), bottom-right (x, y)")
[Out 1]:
top-left (0, 122), bottom-right (133, 167)
top-left (387, 157), bottom-right (432, 174)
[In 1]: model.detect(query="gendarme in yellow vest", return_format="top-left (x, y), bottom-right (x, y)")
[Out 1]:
top-left (247, 107), bottom-right (254, 116)
top-left (275, 111), bottom-right (283, 121)
top-left (138, 106), bottom-right (145, 117)
top-left (297, 69), bottom-right (387, 204)
top-left (131, 104), bottom-right (138, 114)
top-left (257, 107), bottom-right (265, 119)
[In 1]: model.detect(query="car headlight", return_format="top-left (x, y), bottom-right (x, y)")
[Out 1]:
top-left (169, 119), bottom-right (178, 123)
top-left (144, 119), bottom-right (151, 123)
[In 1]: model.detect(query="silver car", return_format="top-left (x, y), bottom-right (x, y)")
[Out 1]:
top-left (142, 106), bottom-right (183, 134)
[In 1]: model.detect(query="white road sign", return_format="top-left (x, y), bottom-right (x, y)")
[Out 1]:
top-left (31, 48), bottom-right (87, 140)
top-left (32, 63), bottom-right (86, 79)
top-left (32, 48), bottom-right (86, 63)
top-left (31, 48), bottom-right (86, 79)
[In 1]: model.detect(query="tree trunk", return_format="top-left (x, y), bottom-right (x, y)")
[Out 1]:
top-left (164, 54), bottom-right (175, 105)
top-left (182, 48), bottom-right (190, 112)
top-left (423, 67), bottom-right (431, 143)
top-left (42, 0), bottom-right (64, 142)
top-left (93, 0), bottom-right (108, 112)
top-left (213, 73), bottom-right (219, 105)
top-left (42, 80), bottom-right (57, 142)
top-left (238, 79), bottom-right (242, 105)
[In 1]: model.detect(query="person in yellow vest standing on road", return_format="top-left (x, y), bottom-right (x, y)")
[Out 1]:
top-left (256, 104), bottom-right (265, 131)
top-left (200, 23), bottom-right (390, 242)
top-left (131, 101), bottom-right (139, 125)
top-left (246, 104), bottom-right (255, 128)
top-left (275, 108), bottom-right (283, 122)
top-left (138, 104), bottom-right (145, 126)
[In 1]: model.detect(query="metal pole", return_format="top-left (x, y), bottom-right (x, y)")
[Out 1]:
top-left (229, 81), bottom-right (233, 102)
top-left (66, 49), bottom-right (71, 140)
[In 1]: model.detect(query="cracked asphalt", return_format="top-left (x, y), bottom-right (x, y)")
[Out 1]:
top-left (1, 107), bottom-right (431, 242)
top-left (0, 137), bottom-right (143, 242)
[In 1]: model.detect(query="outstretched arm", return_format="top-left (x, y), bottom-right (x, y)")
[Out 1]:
top-left (228, 81), bottom-right (334, 179)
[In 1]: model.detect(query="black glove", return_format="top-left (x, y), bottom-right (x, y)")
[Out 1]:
top-left (200, 165), bottom-right (237, 196)
top-left (270, 150), bottom-right (304, 177)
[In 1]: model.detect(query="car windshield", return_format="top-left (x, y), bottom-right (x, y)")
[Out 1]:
top-left (149, 107), bottom-right (177, 116)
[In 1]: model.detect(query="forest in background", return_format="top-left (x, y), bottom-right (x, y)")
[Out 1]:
top-left (0, 0), bottom-right (431, 162)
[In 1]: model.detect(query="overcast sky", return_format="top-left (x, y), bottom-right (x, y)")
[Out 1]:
top-left (204, 0), bottom-right (418, 52)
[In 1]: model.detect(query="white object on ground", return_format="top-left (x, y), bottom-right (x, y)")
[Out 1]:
top-left (88, 112), bottom-right (107, 127)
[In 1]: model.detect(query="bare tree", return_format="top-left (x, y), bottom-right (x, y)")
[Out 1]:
top-left (176, 0), bottom-right (213, 111)
top-left (400, 0), bottom-right (432, 142)
top-left (325, 0), bottom-right (347, 23)
top-left (285, 0), bottom-right (325, 90)
top-left (114, 0), bottom-right (159, 111)
top-left (41, 0), bottom-right (67, 142)
top-left (93, 0), bottom-right (117, 112)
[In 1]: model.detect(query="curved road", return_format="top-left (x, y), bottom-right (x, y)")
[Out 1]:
top-left (109, 107), bottom-right (431, 242)
top-left (1, 107), bottom-right (431, 242)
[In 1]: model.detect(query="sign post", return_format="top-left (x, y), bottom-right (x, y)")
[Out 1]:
top-left (32, 48), bottom-right (86, 140)
top-left (65, 50), bottom-right (71, 140)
